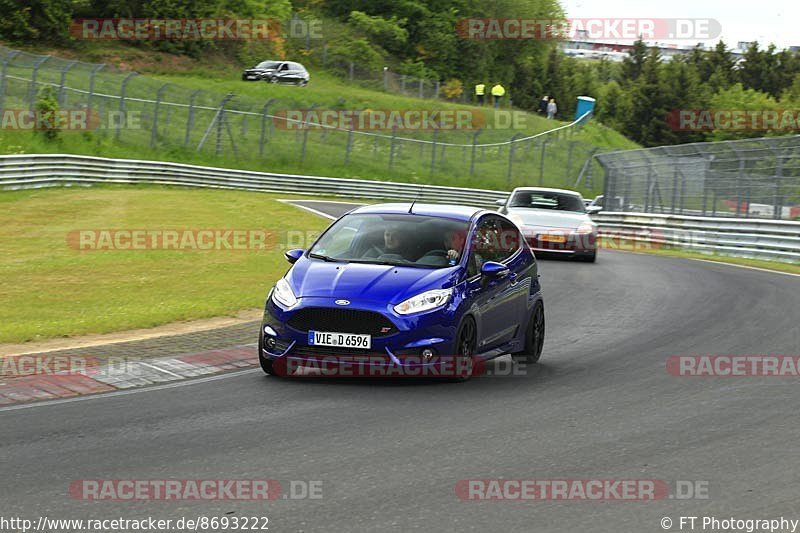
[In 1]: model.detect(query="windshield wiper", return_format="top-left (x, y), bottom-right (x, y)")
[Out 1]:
top-left (308, 252), bottom-right (341, 262)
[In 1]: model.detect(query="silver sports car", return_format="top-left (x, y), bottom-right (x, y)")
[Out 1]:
top-left (497, 187), bottom-right (599, 262)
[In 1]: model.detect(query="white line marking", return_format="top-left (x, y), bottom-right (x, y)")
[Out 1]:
top-left (691, 258), bottom-right (800, 278)
top-left (0, 369), bottom-right (258, 413)
top-left (604, 249), bottom-right (800, 278)
top-left (278, 199), bottom-right (364, 220)
top-left (138, 361), bottom-right (184, 379)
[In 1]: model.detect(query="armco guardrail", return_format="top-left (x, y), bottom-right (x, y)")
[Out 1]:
top-left (2, 154), bottom-right (798, 263)
top-left (593, 212), bottom-right (800, 263)
top-left (0, 154), bottom-right (508, 207)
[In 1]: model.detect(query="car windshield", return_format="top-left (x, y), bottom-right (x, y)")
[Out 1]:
top-left (308, 213), bottom-right (470, 268)
top-left (509, 191), bottom-right (585, 213)
top-left (255, 61), bottom-right (281, 69)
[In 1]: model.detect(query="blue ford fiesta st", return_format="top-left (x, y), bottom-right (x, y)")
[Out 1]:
top-left (259, 203), bottom-right (545, 380)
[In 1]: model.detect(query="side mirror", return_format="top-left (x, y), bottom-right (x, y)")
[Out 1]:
top-left (586, 205), bottom-right (603, 214)
top-left (285, 249), bottom-right (304, 264)
top-left (480, 261), bottom-right (509, 279)
top-left (495, 199), bottom-right (506, 207)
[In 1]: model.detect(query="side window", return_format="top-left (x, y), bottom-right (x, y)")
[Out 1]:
top-left (496, 219), bottom-right (521, 262)
top-left (467, 217), bottom-right (501, 277)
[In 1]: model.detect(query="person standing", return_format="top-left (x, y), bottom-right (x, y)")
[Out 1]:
top-left (474, 82), bottom-right (486, 105)
top-left (539, 95), bottom-right (549, 114)
top-left (546, 98), bottom-right (557, 119)
top-left (491, 82), bottom-right (506, 108)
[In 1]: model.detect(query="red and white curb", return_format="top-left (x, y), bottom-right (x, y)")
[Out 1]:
top-left (0, 346), bottom-right (256, 405)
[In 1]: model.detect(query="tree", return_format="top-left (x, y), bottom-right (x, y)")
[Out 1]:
top-left (620, 38), bottom-right (648, 83)
top-left (0, 0), bottom-right (72, 43)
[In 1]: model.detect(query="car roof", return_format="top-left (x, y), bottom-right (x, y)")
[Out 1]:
top-left (511, 187), bottom-right (583, 197)
top-left (348, 203), bottom-right (485, 222)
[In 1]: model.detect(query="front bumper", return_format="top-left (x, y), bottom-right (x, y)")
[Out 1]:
top-left (260, 296), bottom-right (466, 376)
top-left (524, 231), bottom-right (596, 255)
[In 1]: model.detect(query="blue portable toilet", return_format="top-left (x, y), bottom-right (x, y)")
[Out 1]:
top-left (575, 96), bottom-right (596, 122)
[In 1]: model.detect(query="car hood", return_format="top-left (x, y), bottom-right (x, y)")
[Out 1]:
top-left (506, 208), bottom-right (592, 230)
top-left (287, 257), bottom-right (459, 304)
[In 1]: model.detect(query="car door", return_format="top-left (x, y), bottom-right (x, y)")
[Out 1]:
top-left (464, 215), bottom-right (521, 353)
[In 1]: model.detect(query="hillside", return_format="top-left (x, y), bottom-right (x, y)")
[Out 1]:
top-left (0, 39), bottom-right (638, 196)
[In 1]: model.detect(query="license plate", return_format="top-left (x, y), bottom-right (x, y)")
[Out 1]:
top-left (247, 75), bottom-right (258, 79)
top-left (308, 331), bottom-right (371, 349)
top-left (539, 233), bottom-right (566, 243)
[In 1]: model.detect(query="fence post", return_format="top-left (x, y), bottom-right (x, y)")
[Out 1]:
top-left (565, 141), bottom-right (576, 185)
top-left (27, 56), bottom-right (50, 112)
top-left (196, 93), bottom-right (233, 153)
top-left (300, 104), bottom-right (318, 165)
top-left (383, 67), bottom-right (388, 91)
top-left (57, 60), bottom-right (76, 107)
top-left (670, 166), bottom-right (678, 213)
top-left (539, 139), bottom-right (549, 186)
top-left (344, 128), bottom-right (354, 165)
top-left (435, 80), bottom-right (440, 99)
top-left (86, 64), bottom-right (105, 119)
top-left (0, 50), bottom-right (20, 113)
top-left (388, 125), bottom-right (397, 170)
top-left (773, 155), bottom-right (784, 219)
top-left (507, 134), bottom-right (522, 186)
top-left (184, 89), bottom-right (202, 147)
top-left (150, 83), bottom-right (170, 149)
top-left (349, 62), bottom-right (354, 81)
top-left (418, 79), bottom-right (424, 99)
top-left (470, 129), bottom-right (481, 176)
top-left (737, 158), bottom-right (746, 217)
top-left (117, 72), bottom-right (138, 141)
top-left (258, 98), bottom-right (275, 157)
top-left (429, 131), bottom-right (439, 177)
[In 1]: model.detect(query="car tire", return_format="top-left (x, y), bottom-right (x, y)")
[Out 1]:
top-left (513, 300), bottom-right (545, 364)
top-left (449, 316), bottom-right (477, 382)
top-left (580, 250), bottom-right (597, 263)
top-left (268, 76), bottom-right (279, 84)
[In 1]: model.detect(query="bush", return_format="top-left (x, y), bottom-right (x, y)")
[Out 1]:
top-left (35, 87), bottom-right (62, 142)
top-left (441, 79), bottom-right (463, 100)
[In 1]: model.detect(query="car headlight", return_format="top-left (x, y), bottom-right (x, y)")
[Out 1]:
top-left (394, 288), bottom-right (453, 315)
top-left (272, 278), bottom-right (298, 307)
top-left (576, 222), bottom-right (596, 234)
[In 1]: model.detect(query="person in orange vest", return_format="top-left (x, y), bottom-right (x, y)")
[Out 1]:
top-left (491, 83), bottom-right (506, 108)
top-left (474, 82), bottom-right (486, 105)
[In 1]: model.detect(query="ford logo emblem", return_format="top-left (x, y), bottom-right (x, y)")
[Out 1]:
top-left (334, 299), bottom-right (350, 306)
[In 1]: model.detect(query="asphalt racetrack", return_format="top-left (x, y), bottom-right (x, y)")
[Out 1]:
top-left (2, 201), bottom-right (799, 532)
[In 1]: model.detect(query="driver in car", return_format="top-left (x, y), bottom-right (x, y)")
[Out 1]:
top-left (364, 223), bottom-right (413, 260)
top-left (444, 229), bottom-right (467, 263)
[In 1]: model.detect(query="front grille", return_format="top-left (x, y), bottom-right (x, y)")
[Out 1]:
top-left (290, 345), bottom-right (390, 362)
top-left (287, 307), bottom-right (397, 337)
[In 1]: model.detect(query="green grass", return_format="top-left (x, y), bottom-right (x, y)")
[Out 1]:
top-left (0, 186), bottom-right (330, 344)
top-left (599, 238), bottom-right (800, 275)
top-left (0, 41), bottom-right (638, 197)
